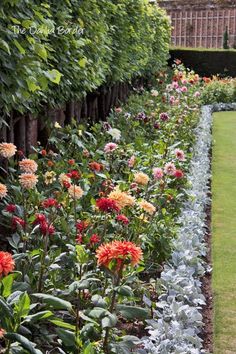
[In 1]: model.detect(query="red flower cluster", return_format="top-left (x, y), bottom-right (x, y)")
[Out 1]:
top-left (76, 234), bottom-right (83, 244)
top-left (63, 181), bottom-right (71, 189)
top-left (40, 222), bottom-right (55, 236)
top-left (67, 170), bottom-right (81, 180)
top-left (68, 159), bottom-right (75, 166)
top-left (89, 162), bottom-right (103, 172)
top-left (12, 216), bottom-right (25, 229)
top-left (76, 220), bottom-right (89, 233)
top-left (41, 198), bottom-right (59, 208)
top-left (34, 214), bottom-right (55, 236)
top-left (175, 169), bottom-right (184, 179)
top-left (96, 198), bottom-right (120, 213)
top-left (116, 214), bottom-right (129, 225)
top-left (76, 233), bottom-right (100, 246)
top-left (0, 251), bottom-right (15, 277)
top-left (5, 204), bottom-right (16, 213)
top-left (90, 234), bottom-right (100, 245)
top-left (41, 149), bottom-right (47, 156)
top-left (96, 240), bottom-right (142, 271)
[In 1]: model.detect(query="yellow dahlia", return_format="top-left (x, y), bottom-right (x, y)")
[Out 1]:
top-left (44, 171), bottom-right (56, 185)
top-left (58, 173), bottom-right (71, 186)
top-left (108, 187), bottom-right (135, 209)
top-left (0, 143), bottom-right (17, 158)
top-left (139, 200), bottom-right (156, 215)
top-left (134, 172), bottom-right (149, 186)
top-left (68, 185), bottom-right (84, 200)
top-left (19, 159), bottom-right (38, 173)
top-left (0, 183), bottom-right (7, 199)
top-left (19, 173), bottom-right (38, 189)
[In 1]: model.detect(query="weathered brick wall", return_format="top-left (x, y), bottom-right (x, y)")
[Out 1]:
top-left (159, 0), bottom-right (236, 48)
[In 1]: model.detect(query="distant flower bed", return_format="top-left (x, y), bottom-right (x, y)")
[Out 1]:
top-left (0, 64), bottom-right (202, 353)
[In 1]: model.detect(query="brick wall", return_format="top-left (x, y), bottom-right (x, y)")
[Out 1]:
top-left (159, 0), bottom-right (236, 48)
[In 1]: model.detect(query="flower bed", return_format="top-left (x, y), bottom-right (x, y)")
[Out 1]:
top-left (0, 64), bottom-right (203, 353)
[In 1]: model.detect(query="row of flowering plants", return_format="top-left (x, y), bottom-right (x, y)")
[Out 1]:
top-left (0, 63), bottom-right (203, 354)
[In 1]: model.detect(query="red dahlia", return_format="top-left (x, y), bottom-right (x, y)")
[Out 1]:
top-left (175, 169), bottom-right (184, 179)
top-left (116, 214), bottom-right (129, 225)
top-left (5, 204), bottom-right (16, 213)
top-left (96, 198), bottom-right (120, 213)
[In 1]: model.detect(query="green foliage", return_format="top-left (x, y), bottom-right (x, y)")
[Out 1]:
top-left (201, 79), bottom-right (236, 105)
top-left (0, 0), bottom-right (171, 119)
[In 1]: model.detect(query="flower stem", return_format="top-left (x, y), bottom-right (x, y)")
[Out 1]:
top-left (103, 267), bottom-right (123, 353)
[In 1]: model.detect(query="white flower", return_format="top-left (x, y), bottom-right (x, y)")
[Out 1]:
top-left (54, 122), bottom-right (62, 129)
top-left (151, 89), bottom-right (159, 97)
top-left (108, 128), bottom-right (121, 141)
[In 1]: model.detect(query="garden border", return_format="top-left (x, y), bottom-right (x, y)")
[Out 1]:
top-left (141, 103), bottom-right (236, 354)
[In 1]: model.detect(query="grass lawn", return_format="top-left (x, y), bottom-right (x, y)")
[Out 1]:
top-left (212, 111), bottom-right (236, 353)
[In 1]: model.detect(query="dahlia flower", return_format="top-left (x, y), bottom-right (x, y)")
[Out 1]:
top-left (68, 185), bottom-right (84, 200)
top-left (104, 142), bottom-right (118, 153)
top-left (44, 171), bottom-right (56, 185)
top-left (5, 204), bottom-right (16, 213)
top-left (96, 197), bottom-right (120, 213)
top-left (128, 155), bottom-right (136, 168)
top-left (96, 240), bottom-right (142, 271)
top-left (19, 173), bottom-right (38, 189)
top-left (0, 143), bottom-right (17, 158)
top-left (0, 183), bottom-right (7, 199)
top-left (90, 234), bottom-right (101, 245)
top-left (108, 187), bottom-right (135, 209)
top-left (116, 214), bottom-right (129, 225)
top-left (134, 172), bottom-right (149, 186)
top-left (59, 173), bottom-right (72, 187)
top-left (89, 162), bottom-right (103, 172)
top-left (139, 200), bottom-right (156, 215)
top-left (12, 216), bottom-right (25, 229)
top-left (159, 112), bottom-right (169, 121)
top-left (0, 251), bottom-right (15, 277)
top-left (19, 159), bottom-right (38, 173)
top-left (153, 167), bottom-right (164, 180)
top-left (164, 162), bottom-right (176, 176)
top-left (174, 148), bottom-right (185, 161)
top-left (76, 220), bottom-right (89, 232)
top-left (108, 128), bottom-right (121, 141)
top-left (175, 169), bottom-right (184, 179)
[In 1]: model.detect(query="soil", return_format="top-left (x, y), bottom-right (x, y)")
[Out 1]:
top-left (200, 182), bottom-right (214, 353)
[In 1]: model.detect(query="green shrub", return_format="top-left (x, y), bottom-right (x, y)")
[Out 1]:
top-left (0, 0), bottom-right (171, 120)
top-left (201, 79), bottom-right (236, 105)
top-left (169, 48), bottom-right (236, 77)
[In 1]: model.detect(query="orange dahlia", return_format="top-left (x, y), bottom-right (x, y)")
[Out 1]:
top-left (96, 240), bottom-right (142, 271)
top-left (0, 183), bottom-right (7, 199)
top-left (108, 187), bottom-right (135, 209)
top-left (0, 251), bottom-right (15, 277)
top-left (139, 200), bottom-right (156, 215)
top-left (134, 172), bottom-right (149, 185)
top-left (19, 173), bottom-right (38, 189)
top-left (0, 143), bottom-right (17, 158)
top-left (19, 158), bottom-right (38, 173)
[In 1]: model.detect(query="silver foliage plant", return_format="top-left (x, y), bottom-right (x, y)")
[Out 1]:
top-left (139, 104), bottom-right (235, 354)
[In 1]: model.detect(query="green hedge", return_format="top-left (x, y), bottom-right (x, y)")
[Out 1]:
top-left (0, 0), bottom-right (170, 119)
top-left (169, 48), bottom-right (236, 77)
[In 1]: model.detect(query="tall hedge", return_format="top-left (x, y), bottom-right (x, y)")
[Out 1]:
top-left (0, 0), bottom-right (170, 121)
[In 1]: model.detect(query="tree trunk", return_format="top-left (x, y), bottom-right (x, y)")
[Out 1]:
top-left (14, 116), bottom-right (26, 153)
top-left (65, 101), bottom-right (75, 125)
top-left (26, 115), bottom-right (38, 154)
